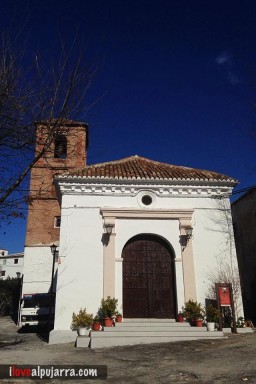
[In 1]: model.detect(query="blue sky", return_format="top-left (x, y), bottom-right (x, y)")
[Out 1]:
top-left (1, 0), bottom-right (256, 253)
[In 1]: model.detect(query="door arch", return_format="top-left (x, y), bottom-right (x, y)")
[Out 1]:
top-left (122, 234), bottom-right (177, 318)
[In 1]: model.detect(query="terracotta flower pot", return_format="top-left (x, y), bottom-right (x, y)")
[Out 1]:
top-left (195, 319), bottom-right (203, 327)
top-left (116, 315), bottom-right (123, 323)
top-left (92, 322), bottom-right (101, 331)
top-left (177, 314), bottom-right (184, 322)
top-left (104, 317), bottom-right (113, 327)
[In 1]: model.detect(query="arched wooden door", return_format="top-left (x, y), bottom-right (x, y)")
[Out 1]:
top-left (122, 234), bottom-right (177, 318)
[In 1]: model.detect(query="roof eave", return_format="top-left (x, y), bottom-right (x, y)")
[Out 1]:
top-left (55, 175), bottom-right (238, 187)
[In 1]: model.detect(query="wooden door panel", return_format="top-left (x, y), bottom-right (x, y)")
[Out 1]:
top-left (122, 235), bottom-right (176, 318)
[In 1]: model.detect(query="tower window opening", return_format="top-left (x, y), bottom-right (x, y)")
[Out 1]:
top-left (54, 135), bottom-right (67, 159)
top-left (54, 216), bottom-right (61, 228)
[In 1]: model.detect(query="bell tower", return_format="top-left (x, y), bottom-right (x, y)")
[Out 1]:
top-left (25, 120), bottom-right (88, 246)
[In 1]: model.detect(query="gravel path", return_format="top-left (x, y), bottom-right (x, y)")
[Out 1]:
top-left (0, 317), bottom-right (256, 383)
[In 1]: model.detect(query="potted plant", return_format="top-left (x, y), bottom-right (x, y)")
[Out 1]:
top-left (100, 296), bottom-right (118, 327)
top-left (71, 308), bottom-right (93, 336)
top-left (177, 311), bottom-right (184, 322)
top-left (236, 316), bottom-right (245, 328)
top-left (115, 312), bottom-right (123, 323)
top-left (92, 315), bottom-right (101, 331)
top-left (245, 319), bottom-right (254, 328)
top-left (184, 300), bottom-right (205, 327)
top-left (206, 304), bottom-right (220, 331)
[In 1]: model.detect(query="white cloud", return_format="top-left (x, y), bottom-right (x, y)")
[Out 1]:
top-left (215, 52), bottom-right (232, 65)
top-left (215, 51), bottom-right (241, 85)
top-left (227, 71), bottom-right (241, 85)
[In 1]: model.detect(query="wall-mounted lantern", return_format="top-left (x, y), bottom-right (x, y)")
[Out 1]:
top-left (104, 224), bottom-right (114, 236)
top-left (185, 226), bottom-right (193, 239)
top-left (103, 223), bottom-right (114, 246)
top-left (180, 226), bottom-right (193, 250)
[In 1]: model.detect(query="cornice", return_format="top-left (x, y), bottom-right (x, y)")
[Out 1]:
top-left (101, 208), bottom-right (193, 220)
top-left (56, 179), bottom-right (233, 198)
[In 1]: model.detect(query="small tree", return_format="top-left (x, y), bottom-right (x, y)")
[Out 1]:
top-left (205, 197), bottom-right (243, 317)
top-left (205, 258), bottom-right (241, 315)
top-left (0, 27), bottom-right (99, 222)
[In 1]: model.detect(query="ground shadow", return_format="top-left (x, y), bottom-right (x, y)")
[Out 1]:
top-left (18, 325), bottom-right (49, 342)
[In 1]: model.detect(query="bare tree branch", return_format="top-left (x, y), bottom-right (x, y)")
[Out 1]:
top-left (205, 198), bottom-right (243, 316)
top-left (0, 28), bottom-right (99, 221)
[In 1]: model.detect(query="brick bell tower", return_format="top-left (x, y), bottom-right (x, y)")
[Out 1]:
top-left (25, 120), bottom-right (88, 246)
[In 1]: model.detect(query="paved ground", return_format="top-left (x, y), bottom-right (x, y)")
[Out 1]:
top-left (0, 316), bottom-right (256, 383)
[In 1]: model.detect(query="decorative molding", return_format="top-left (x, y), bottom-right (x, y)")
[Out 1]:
top-left (56, 180), bottom-right (233, 198)
top-left (100, 208), bottom-right (193, 220)
top-left (179, 218), bottom-right (193, 231)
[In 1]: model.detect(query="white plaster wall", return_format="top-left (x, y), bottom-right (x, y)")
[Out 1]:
top-left (61, 192), bottom-right (225, 211)
top-left (192, 202), bottom-right (243, 316)
top-left (0, 256), bottom-right (23, 279)
top-left (22, 247), bottom-right (54, 295)
top-left (54, 188), bottom-right (243, 330)
top-left (56, 192), bottom-right (185, 322)
top-left (54, 206), bottom-right (103, 330)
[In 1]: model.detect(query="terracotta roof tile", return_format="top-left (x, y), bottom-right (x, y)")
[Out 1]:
top-left (59, 155), bottom-right (237, 183)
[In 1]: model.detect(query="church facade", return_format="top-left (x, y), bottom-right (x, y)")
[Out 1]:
top-left (22, 120), bottom-right (243, 344)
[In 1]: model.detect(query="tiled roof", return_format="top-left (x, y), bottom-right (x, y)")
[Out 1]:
top-left (58, 155), bottom-right (237, 183)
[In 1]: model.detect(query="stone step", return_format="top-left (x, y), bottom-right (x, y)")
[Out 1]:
top-left (236, 328), bottom-right (254, 334)
top-left (91, 330), bottom-right (223, 338)
top-left (91, 335), bottom-right (225, 349)
top-left (104, 325), bottom-right (206, 332)
top-left (123, 318), bottom-right (176, 323)
top-left (78, 333), bottom-right (225, 349)
top-left (76, 318), bottom-right (226, 348)
top-left (114, 322), bottom-right (190, 328)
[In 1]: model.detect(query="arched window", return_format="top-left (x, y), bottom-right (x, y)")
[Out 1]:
top-left (54, 135), bottom-right (67, 159)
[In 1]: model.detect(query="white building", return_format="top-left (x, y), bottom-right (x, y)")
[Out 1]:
top-left (0, 249), bottom-right (24, 279)
top-left (21, 120), bottom-right (243, 344)
top-left (49, 155), bottom-right (243, 343)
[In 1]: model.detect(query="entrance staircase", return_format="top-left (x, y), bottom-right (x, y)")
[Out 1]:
top-left (76, 319), bottom-right (226, 349)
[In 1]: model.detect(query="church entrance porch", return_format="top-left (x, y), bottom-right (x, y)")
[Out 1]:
top-left (122, 234), bottom-right (177, 319)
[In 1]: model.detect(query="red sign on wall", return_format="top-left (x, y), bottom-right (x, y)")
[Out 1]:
top-left (218, 286), bottom-right (231, 306)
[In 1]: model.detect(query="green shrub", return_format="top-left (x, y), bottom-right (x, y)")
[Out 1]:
top-left (99, 296), bottom-right (118, 318)
top-left (206, 304), bottom-right (221, 322)
top-left (71, 308), bottom-right (93, 329)
top-left (184, 299), bottom-right (205, 320)
top-left (93, 314), bottom-right (100, 323)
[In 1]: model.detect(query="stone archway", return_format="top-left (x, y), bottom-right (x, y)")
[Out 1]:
top-left (122, 234), bottom-right (177, 318)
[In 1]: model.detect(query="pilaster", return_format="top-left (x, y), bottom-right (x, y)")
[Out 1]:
top-left (103, 219), bottom-right (116, 298)
top-left (179, 218), bottom-right (197, 302)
